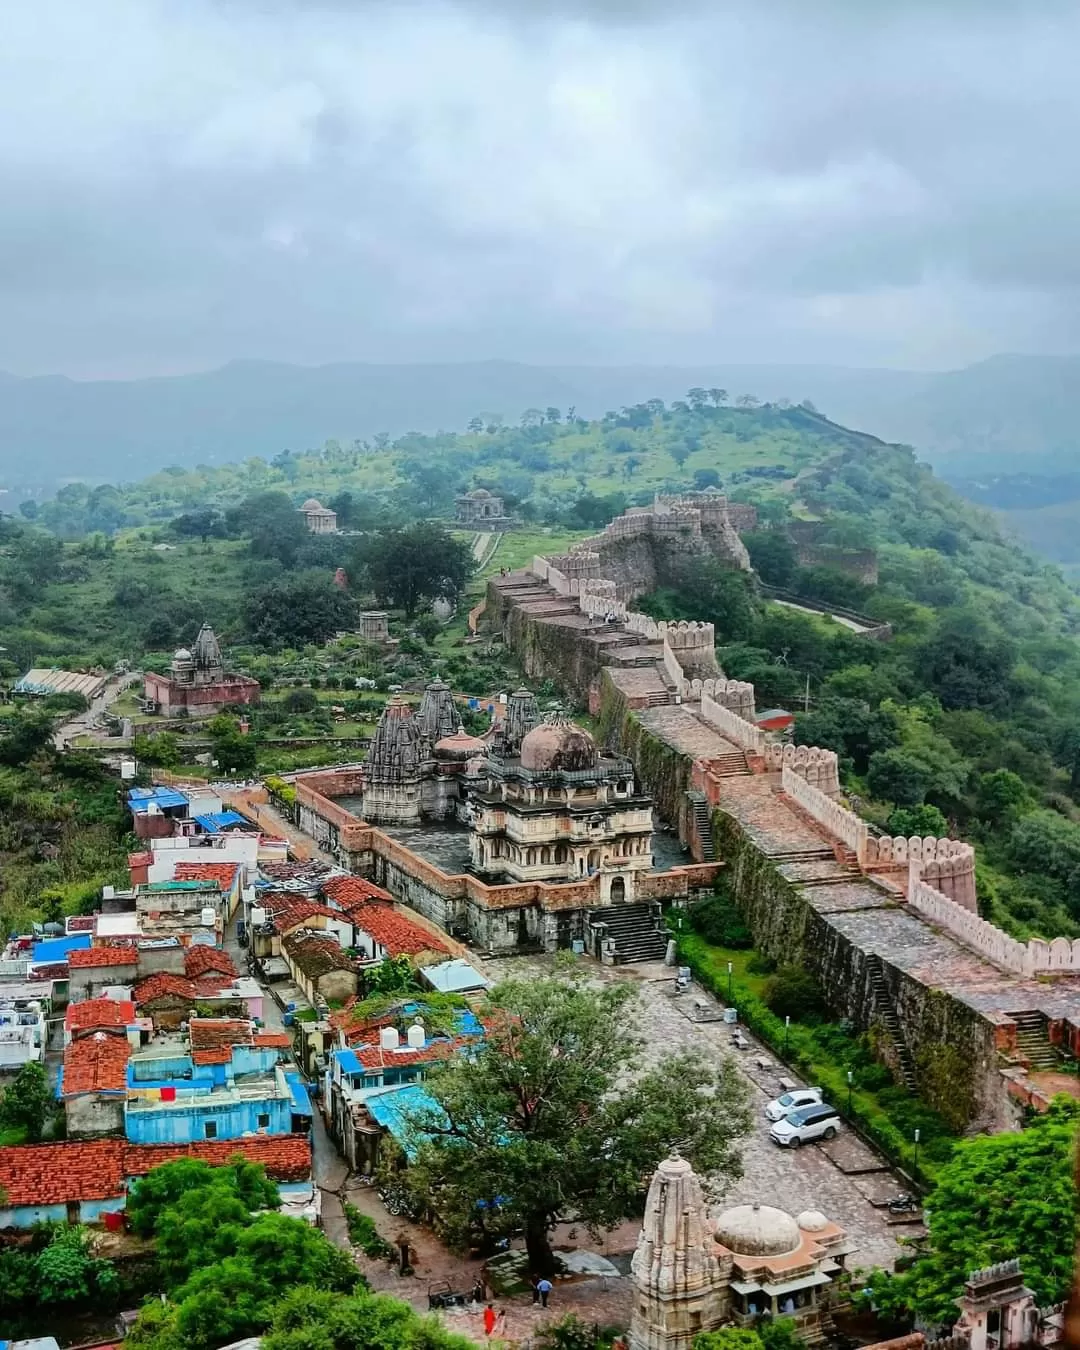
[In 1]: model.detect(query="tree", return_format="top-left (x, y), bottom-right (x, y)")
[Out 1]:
top-left (0, 714), bottom-right (54, 769)
top-left (975, 769), bottom-right (1032, 827)
top-left (735, 394), bottom-right (760, 409)
top-left (687, 387), bottom-right (708, 410)
top-left (356, 523), bottom-right (473, 619)
top-left (243, 572), bottom-right (357, 650)
top-left (261, 1286), bottom-right (476, 1350)
top-left (744, 530), bottom-right (797, 588)
top-left (282, 688), bottom-right (319, 714)
top-left (671, 444), bottom-right (691, 469)
top-left (887, 804), bottom-right (948, 838)
top-left (171, 508), bottom-right (224, 542)
top-left (693, 469), bottom-right (721, 491)
top-left (866, 1100), bottom-right (1079, 1325)
top-left (404, 969), bottom-right (751, 1273)
top-left (226, 491), bottom-right (309, 568)
top-left (867, 747), bottom-right (931, 808)
top-left (707, 388), bottom-right (728, 407)
top-left (545, 407), bottom-right (562, 425)
top-left (0, 1060), bottom-right (49, 1140)
top-left (763, 966), bottom-right (828, 1023)
top-left (208, 715), bottom-right (258, 777)
top-left (35, 1225), bottom-right (118, 1305)
top-left (466, 417), bottom-right (484, 434)
top-left (127, 1158), bottom-right (278, 1239)
top-left (695, 1330), bottom-right (764, 1350)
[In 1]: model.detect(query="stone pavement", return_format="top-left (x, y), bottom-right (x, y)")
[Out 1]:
top-left (486, 954), bottom-right (906, 1275)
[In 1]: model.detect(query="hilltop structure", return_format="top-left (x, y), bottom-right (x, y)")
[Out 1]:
top-left (143, 624), bottom-right (260, 716)
top-left (299, 498), bottom-right (338, 533)
top-left (455, 487), bottom-right (511, 528)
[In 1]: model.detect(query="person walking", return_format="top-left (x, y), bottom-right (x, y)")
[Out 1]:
top-left (536, 1276), bottom-right (553, 1308)
top-left (483, 1304), bottom-right (497, 1338)
top-left (531, 1276), bottom-right (541, 1305)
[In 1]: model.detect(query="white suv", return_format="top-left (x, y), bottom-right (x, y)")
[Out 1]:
top-left (764, 1087), bottom-right (822, 1122)
top-left (769, 1102), bottom-right (841, 1148)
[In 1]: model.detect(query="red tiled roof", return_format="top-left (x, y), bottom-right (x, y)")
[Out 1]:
top-left (188, 1017), bottom-right (255, 1064)
top-left (0, 1139), bottom-right (127, 1206)
top-left (65, 999), bottom-right (136, 1032)
top-left (69, 945), bottom-right (138, 969)
top-left (184, 945), bottom-right (237, 979)
top-left (193, 976), bottom-right (234, 998)
top-left (0, 1135), bottom-right (313, 1207)
top-left (273, 901), bottom-right (344, 933)
top-left (124, 1134), bottom-right (312, 1182)
top-left (29, 962), bottom-right (69, 981)
top-left (282, 931), bottom-right (355, 978)
top-left (127, 851), bottom-right (153, 868)
top-left (66, 915), bottom-right (96, 932)
top-left (254, 1031), bottom-right (291, 1048)
top-left (62, 1031), bottom-right (131, 1096)
top-left (352, 904), bottom-right (450, 957)
top-left (350, 1038), bottom-right (458, 1071)
top-left (173, 862), bottom-right (240, 890)
top-left (134, 973), bottom-right (198, 1006)
top-left (321, 874), bottom-right (393, 909)
top-left (192, 1045), bottom-right (233, 1065)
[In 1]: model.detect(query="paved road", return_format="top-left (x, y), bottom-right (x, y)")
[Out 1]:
top-left (54, 670), bottom-right (142, 749)
top-left (486, 954), bottom-right (906, 1273)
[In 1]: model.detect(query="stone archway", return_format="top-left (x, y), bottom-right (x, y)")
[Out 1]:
top-left (610, 876), bottom-right (626, 904)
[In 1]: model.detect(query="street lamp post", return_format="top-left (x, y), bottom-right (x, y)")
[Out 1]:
top-left (784, 1014), bottom-right (790, 1057)
top-left (847, 1069), bottom-right (853, 1116)
top-left (913, 1127), bottom-right (921, 1179)
top-left (727, 961), bottom-right (733, 1004)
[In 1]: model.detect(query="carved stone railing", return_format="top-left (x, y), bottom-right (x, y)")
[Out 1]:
top-left (701, 694), bottom-right (765, 755)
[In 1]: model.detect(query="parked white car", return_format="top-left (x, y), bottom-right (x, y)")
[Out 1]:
top-left (764, 1087), bottom-right (823, 1122)
top-left (769, 1102), bottom-right (841, 1148)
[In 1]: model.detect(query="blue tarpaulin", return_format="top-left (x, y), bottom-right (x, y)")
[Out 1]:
top-left (285, 1071), bottom-right (312, 1116)
top-left (363, 1084), bottom-right (446, 1157)
top-left (193, 811), bottom-right (248, 832)
top-left (31, 934), bottom-right (91, 962)
top-left (127, 786), bottom-right (189, 814)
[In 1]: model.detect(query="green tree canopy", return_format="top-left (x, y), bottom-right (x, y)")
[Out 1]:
top-left (355, 522), bottom-right (473, 619)
top-left (0, 1060), bottom-right (50, 1140)
top-left (866, 1099), bottom-right (1079, 1325)
top-left (243, 571), bottom-right (357, 650)
top-left (404, 967), bottom-right (752, 1272)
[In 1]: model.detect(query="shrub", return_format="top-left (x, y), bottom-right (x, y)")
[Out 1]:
top-left (689, 893), bottom-right (752, 948)
top-left (763, 965), bottom-right (828, 1023)
top-left (282, 689), bottom-right (318, 714)
top-left (343, 1203), bottom-right (395, 1260)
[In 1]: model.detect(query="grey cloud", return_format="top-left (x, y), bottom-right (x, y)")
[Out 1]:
top-left (1, 0), bottom-right (1079, 376)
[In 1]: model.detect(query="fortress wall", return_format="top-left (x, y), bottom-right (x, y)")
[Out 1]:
top-left (700, 693), bottom-right (764, 754)
top-left (781, 763), bottom-right (868, 861)
top-left (763, 742), bottom-right (840, 797)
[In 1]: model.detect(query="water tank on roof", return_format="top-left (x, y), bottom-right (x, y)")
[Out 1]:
top-left (200, 906), bottom-right (216, 928)
top-left (379, 1026), bottom-right (400, 1051)
top-left (103, 885), bottom-right (115, 900)
top-left (250, 908), bottom-right (267, 927)
top-left (407, 1021), bottom-right (425, 1049)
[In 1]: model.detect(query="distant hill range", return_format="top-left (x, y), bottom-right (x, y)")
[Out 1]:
top-left (2, 350), bottom-right (1080, 496)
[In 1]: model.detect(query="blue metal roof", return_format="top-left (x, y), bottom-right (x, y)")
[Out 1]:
top-left (285, 1071), bottom-right (312, 1116)
top-left (127, 786), bottom-right (189, 813)
top-left (31, 934), bottom-right (92, 962)
top-left (363, 1084), bottom-right (446, 1157)
top-left (193, 811), bottom-right (248, 832)
top-left (335, 1049), bottom-right (363, 1075)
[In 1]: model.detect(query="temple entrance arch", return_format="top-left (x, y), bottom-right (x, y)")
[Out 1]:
top-left (610, 876), bottom-right (626, 904)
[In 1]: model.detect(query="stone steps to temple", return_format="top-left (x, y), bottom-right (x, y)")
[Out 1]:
top-left (589, 902), bottom-right (669, 964)
top-left (1008, 1010), bottom-right (1061, 1069)
top-left (867, 954), bottom-right (918, 1091)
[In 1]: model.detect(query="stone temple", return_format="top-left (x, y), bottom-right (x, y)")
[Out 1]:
top-left (455, 487), bottom-right (511, 528)
top-left (143, 624), bottom-right (260, 717)
top-left (629, 1154), bottom-right (852, 1350)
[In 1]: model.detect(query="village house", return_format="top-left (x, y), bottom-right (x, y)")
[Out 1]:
top-left (282, 930), bottom-right (358, 1005)
top-left (67, 945), bottom-right (139, 1002)
top-left (60, 1028), bottom-right (134, 1137)
top-left (0, 992), bottom-right (48, 1071)
top-left (0, 1135), bottom-right (313, 1229)
top-left (124, 1017), bottom-right (305, 1145)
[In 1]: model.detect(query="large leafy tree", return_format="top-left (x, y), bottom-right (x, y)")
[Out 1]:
top-left (404, 968), bottom-right (751, 1273)
top-left (355, 522), bottom-right (473, 619)
top-left (866, 1099), bottom-right (1079, 1326)
top-left (0, 1060), bottom-right (50, 1140)
top-left (243, 571), bottom-right (357, 650)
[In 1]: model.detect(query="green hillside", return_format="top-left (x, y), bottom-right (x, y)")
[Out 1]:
top-left (6, 395), bottom-right (1080, 942)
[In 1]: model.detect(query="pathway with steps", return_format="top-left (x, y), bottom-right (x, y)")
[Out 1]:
top-left (589, 902), bottom-right (668, 963)
top-left (1009, 1010), bottom-right (1061, 1069)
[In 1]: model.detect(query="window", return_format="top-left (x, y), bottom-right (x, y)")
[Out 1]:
top-left (257, 1113), bottom-right (270, 1129)
top-left (204, 1121), bottom-right (218, 1139)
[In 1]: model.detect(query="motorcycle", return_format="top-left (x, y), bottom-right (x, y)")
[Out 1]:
top-left (887, 1192), bottom-right (919, 1214)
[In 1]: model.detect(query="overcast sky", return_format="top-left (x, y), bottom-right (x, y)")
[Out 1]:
top-left (2, 0), bottom-right (1079, 378)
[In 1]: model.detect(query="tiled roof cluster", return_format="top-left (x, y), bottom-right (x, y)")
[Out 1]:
top-left (283, 931), bottom-right (355, 979)
top-left (271, 900), bottom-right (343, 934)
top-left (329, 1003), bottom-right (398, 1045)
top-left (188, 1017), bottom-right (256, 1064)
top-left (133, 972), bottom-right (198, 1006)
top-left (351, 904), bottom-right (450, 957)
top-left (172, 861), bottom-right (240, 890)
top-left (65, 999), bottom-right (136, 1032)
top-left (321, 874), bottom-right (393, 909)
top-left (29, 962), bottom-right (70, 982)
top-left (350, 1038), bottom-right (461, 1071)
top-left (184, 946), bottom-right (237, 979)
top-left (0, 1135), bottom-right (312, 1206)
top-left (68, 945), bottom-right (138, 970)
top-left (62, 1030), bottom-right (131, 1096)
top-left (253, 1031), bottom-right (292, 1049)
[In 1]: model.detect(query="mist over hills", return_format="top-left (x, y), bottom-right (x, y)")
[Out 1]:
top-left (1, 352), bottom-right (1078, 493)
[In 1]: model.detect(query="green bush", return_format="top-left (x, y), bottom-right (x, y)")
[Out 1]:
top-left (343, 1203), bottom-right (396, 1260)
top-left (690, 893), bottom-right (752, 948)
top-left (762, 965), bottom-right (828, 1023)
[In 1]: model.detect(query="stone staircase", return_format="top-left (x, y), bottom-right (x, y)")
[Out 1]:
top-left (866, 953), bottom-right (917, 1090)
top-left (686, 791), bottom-right (716, 862)
top-left (643, 689), bottom-right (673, 708)
top-left (589, 902), bottom-right (669, 964)
top-left (711, 750), bottom-right (750, 777)
top-left (1009, 1010), bottom-right (1061, 1069)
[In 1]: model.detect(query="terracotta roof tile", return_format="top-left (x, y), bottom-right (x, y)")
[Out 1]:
top-left (282, 931), bottom-right (355, 978)
top-left (29, 962), bottom-right (69, 981)
top-left (69, 945), bottom-right (138, 969)
top-left (0, 1139), bottom-right (126, 1206)
top-left (253, 1031), bottom-right (291, 1048)
top-left (66, 915), bottom-right (96, 932)
top-left (134, 973), bottom-right (198, 1007)
top-left (192, 976), bottom-right (234, 998)
top-left (191, 1045), bottom-right (233, 1065)
top-left (351, 904), bottom-right (450, 957)
top-left (172, 862), bottom-right (240, 890)
top-left (189, 1018), bottom-right (253, 1050)
top-left (184, 946), bottom-right (237, 979)
top-left (65, 999), bottom-right (136, 1032)
top-left (62, 1031), bottom-right (131, 1096)
top-left (272, 901), bottom-right (345, 933)
top-left (0, 1135), bottom-right (313, 1207)
top-left (321, 874), bottom-right (393, 909)
top-left (351, 1038), bottom-right (459, 1070)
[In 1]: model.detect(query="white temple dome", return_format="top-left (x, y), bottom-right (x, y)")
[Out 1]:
top-left (172, 648), bottom-right (192, 661)
top-left (796, 1210), bottom-right (829, 1232)
top-left (301, 497), bottom-right (324, 511)
top-left (714, 1204), bottom-right (800, 1257)
top-left (520, 719), bottom-right (599, 772)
